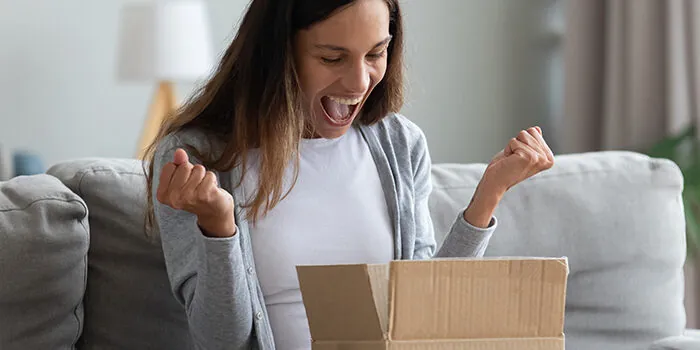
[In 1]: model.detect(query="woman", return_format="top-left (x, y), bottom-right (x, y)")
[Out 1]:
top-left (144, 0), bottom-right (554, 349)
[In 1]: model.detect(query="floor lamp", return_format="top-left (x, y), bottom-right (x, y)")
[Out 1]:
top-left (117, 1), bottom-right (214, 159)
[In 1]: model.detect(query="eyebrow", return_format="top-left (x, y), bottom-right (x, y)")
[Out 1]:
top-left (314, 35), bottom-right (393, 52)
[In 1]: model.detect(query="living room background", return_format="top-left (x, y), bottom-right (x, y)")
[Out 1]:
top-left (0, 0), bottom-right (560, 167)
top-left (2, 0), bottom-right (700, 347)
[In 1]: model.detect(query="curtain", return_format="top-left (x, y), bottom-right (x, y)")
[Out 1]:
top-left (559, 0), bottom-right (700, 328)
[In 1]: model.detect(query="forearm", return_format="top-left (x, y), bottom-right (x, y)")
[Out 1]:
top-left (184, 234), bottom-right (253, 349)
top-left (436, 181), bottom-right (500, 257)
top-left (157, 204), bottom-right (254, 349)
top-left (463, 180), bottom-right (504, 229)
top-left (436, 209), bottom-right (496, 258)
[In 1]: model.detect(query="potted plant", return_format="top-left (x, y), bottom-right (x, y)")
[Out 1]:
top-left (648, 126), bottom-right (700, 258)
top-left (647, 126), bottom-right (700, 327)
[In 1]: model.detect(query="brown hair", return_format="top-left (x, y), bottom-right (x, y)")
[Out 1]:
top-left (143, 0), bottom-right (404, 233)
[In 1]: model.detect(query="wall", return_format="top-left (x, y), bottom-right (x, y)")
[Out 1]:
top-left (401, 0), bottom-right (558, 163)
top-left (0, 0), bottom-right (557, 167)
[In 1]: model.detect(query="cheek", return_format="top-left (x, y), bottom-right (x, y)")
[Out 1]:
top-left (298, 60), bottom-right (334, 98)
top-left (296, 59), bottom-right (315, 97)
top-left (370, 61), bottom-right (388, 88)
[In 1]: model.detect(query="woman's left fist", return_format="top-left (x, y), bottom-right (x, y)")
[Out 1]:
top-left (481, 126), bottom-right (554, 195)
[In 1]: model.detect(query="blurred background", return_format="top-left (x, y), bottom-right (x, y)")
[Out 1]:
top-left (0, 0), bottom-right (562, 167)
top-left (0, 0), bottom-right (698, 328)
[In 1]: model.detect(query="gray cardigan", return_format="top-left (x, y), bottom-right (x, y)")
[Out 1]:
top-left (152, 113), bottom-right (497, 349)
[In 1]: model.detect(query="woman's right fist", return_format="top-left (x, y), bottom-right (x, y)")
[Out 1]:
top-left (156, 148), bottom-right (237, 237)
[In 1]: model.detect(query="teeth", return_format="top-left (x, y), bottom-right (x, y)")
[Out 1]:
top-left (328, 96), bottom-right (362, 105)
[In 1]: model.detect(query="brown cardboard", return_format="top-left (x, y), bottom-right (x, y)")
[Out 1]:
top-left (296, 264), bottom-right (387, 341)
top-left (312, 338), bottom-right (563, 350)
top-left (297, 257), bottom-right (568, 350)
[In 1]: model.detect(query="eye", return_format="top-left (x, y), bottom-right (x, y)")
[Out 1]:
top-left (366, 49), bottom-right (388, 61)
top-left (321, 57), bottom-right (343, 64)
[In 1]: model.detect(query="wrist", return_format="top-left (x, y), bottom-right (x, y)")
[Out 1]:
top-left (474, 180), bottom-right (506, 206)
top-left (463, 182), bottom-right (504, 228)
top-left (197, 214), bottom-right (237, 238)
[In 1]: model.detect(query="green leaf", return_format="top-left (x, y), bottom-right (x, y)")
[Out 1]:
top-left (684, 196), bottom-right (700, 258)
top-left (684, 162), bottom-right (700, 188)
top-left (648, 126), bottom-right (696, 159)
top-left (646, 125), bottom-right (700, 259)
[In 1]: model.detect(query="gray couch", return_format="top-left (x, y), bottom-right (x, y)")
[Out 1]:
top-left (0, 151), bottom-right (698, 350)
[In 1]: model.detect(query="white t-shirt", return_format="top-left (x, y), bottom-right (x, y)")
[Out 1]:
top-left (243, 127), bottom-right (394, 350)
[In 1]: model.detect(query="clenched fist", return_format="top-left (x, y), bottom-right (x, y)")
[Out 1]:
top-left (156, 148), bottom-right (237, 237)
top-left (483, 126), bottom-right (554, 192)
top-left (463, 126), bottom-right (554, 228)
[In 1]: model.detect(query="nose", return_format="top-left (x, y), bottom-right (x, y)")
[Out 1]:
top-left (342, 60), bottom-right (371, 94)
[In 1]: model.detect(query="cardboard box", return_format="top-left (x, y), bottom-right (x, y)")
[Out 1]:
top-left (296, 257), bottom-right (568, 350)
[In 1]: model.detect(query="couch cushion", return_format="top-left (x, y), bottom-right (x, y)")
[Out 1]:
top-left (47, 159), bottom-right (192, 350)
top-left (0, 175), bottom-right (88, 350)
top-left (429, 151), bottom-right (687, 350)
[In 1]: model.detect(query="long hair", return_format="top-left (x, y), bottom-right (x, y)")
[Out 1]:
top-left (143, 0), bottom-right (404, 233)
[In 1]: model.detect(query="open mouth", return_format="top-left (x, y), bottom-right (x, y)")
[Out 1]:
top-left (321, 95), bottom-right (362, 126)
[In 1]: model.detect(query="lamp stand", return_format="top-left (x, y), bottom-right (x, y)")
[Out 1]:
top-left (136, 81), bottom-right (178, 159)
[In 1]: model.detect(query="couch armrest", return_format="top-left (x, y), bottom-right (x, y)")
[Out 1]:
top-left (649, 329), bottom-right (700, 350)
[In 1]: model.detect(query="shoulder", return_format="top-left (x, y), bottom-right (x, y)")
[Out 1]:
top-left (368, 113), bottom-right (426, 143)
top-left (156, 127), bottom-right (222, 153)
top-left (362, 113), bottom-right (429, 159)
top-left (154, 127), bottom-right (226, 166)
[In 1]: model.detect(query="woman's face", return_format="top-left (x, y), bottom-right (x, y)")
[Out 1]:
top-left (295, 0), bottom-right (391, 139)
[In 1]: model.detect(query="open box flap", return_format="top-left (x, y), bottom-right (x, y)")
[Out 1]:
top-left (388, 258), bottom-right (569, 340)
top-left (297, 263), bottom-right (389, 341)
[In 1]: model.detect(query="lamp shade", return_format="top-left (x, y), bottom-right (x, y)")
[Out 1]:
top-left (117, 0), bottom-right (214, 82)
